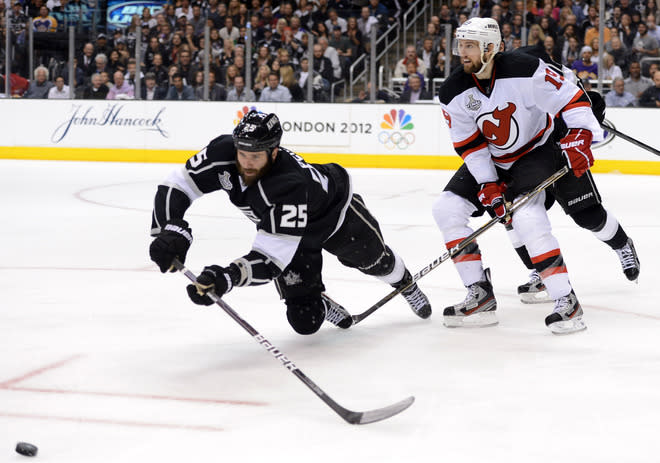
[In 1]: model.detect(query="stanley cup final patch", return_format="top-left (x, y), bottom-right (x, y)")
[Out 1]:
top-left (466, 94), bottom-right (482, 111)
top-left (219, 171), bottom-right (233, 190)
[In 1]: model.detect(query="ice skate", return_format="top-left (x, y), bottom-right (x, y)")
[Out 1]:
top-left (517, 270), bottom-right (551, 304)
top-left (615, 238), bottom-right (640, 282)
top-left (395, 270), bottom-right (432, 319)
top-left (443, 268), bottom-right (497, 327)
top-left (322, 293), bottom-right (353, 329)
top-left (544, 290), bottom-right (586, 335)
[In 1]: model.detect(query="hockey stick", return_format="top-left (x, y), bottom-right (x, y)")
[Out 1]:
top-left (172, 259), bottom-right (414, 425)
top-left (352, 166), bottom-right (570, 325)
top-left (601, 121), bottom-right (660, 157)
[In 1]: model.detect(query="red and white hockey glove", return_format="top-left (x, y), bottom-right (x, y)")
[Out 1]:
top-left (560, 128), bottom-right (593, 178)
top-left (478, 182), bottom-right (509, 222)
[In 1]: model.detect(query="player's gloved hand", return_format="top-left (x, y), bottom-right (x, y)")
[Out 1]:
top-left (186, 265), bottom-right (234, 306)
top-left (149, 219), bottom-right (193, 273)
top-left (560, 128), bottom-right (593, 178)
top-left (478, 181), bottom-right (509, 222)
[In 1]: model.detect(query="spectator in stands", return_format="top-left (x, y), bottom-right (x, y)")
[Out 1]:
top-left (224, 64), bottom-right (239, 88)
top-left (33, 6), bottom-right (57, 32)
top-left (0, 68), bottom-right (30, 97)
top-left (258, 25), bottom-right (282, 57)
top-left (125, 58), bottom-right (144, 89)
top-left (24, 66), bottom-right (53, 98)
top-left (418, 36), bottom-right (435, 75)
top-left (325, 8), bottom-right (347, 33)
top-left (280, 65), bottom-right (304, 102)
top-left (399, 73), bottom-right (432, 103)
top-left (601, 53), bottom-right (624, 79)
top-left (177, 50), bottom-right (194, 83)
top-left (631, 22), bottom-right (660, 62)
top-left (165, 72), bottom-right (194, 100)
top-left (638, 70), bottom-right (660, 106)
top-left (148, 53), bottom-right (169, 88)
top-left (605, 76), bottom-right (637, 106)
top-left (258, 72), bottom-right (292, 102)
top-left (140, 72), bottom-right (165, 100)
top-left (78, 42), bottom-right (96, 77)
top-left (646, 14), bottom-right (660, 42)
top-left (295, 56), bottom-right (321, 98)
top-left (312, 42), bottom-right (334, 88)
top-left (195, 71), bottom-right (226, 101)
top-left (625, 60), bottom-right (653, 101)
top-left (402, 61), bottom-right (425, 89)
top-left (604, 35), bottom-right (631, 75)
top-left (584, 16), bottom-right (611, 50)
top-left (313, 21), bottom-right (330, 41)
top-left (82, 73), bottom-right (109, 99)
top-left (346, 16), bottom-right (364, 56)
top-left (619, 14), bottom-right (637, 49)
top-left (47, 75), bottom-right (70, 99)
top-left (226, 74), bottom-right (255, 101)
top-left (329, 26), bottom-right (352, 72)
top-left (281, 27), bottom-right (304, 65)
top-left (318, 36), bottom-right (342, 81)
top-left (94, 33), bottom-right (112, 56)
top-left (219, 16), bottom-right (240, 43)
top-left (541, 35), bottom-right (562, 63)
top-left (107, 70), bottom-right (134, 99)
top-left (368, 0), bottom-right (389, 24)
top-left (254, 46), bottom-right (272, 73)
top-left (394, 45), bottom-right (427, 78)
top-left (572, 45), bottom-right (598, 79)
top-left (430, 51), bottom-right (448, 79)
top-left (501, 22), bottom-right (515, 51)
top-left (106, 50), bottom-right (122, 75)
top-left (357, 6), bottom-right (379, 41)
top-left (527, 24), bottom-right (546, 46)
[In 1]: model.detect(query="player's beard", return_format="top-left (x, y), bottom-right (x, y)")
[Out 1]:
top-left (236, 155), bottom-right (274, 187)
top-left (462, 56), bottom-right (482, 74)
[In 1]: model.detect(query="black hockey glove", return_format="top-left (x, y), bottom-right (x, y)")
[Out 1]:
top-left (186, 265), bottom-right (236, 305)
top-left (149, 219), bottom-right (193, 273)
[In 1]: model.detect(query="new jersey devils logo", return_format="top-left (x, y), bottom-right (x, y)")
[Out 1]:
top-left (477, 102), bottom-right (519, 150)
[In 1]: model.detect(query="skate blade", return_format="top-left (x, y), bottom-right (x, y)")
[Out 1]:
top-left (443, 311), bottom-right (498, 328)
top-left (519, 291), bottom-right (552, 304)
top-left (548, 317), bottom-right (587, 335)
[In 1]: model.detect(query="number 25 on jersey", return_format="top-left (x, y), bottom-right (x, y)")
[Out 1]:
top-left (280, 204), bottom-right (307, 228)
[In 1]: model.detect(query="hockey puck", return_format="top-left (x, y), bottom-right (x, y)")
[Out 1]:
top-left (15, 442), bottom-right (38, 457)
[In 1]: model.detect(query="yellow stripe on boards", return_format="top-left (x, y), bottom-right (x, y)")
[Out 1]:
top-left (0, 146), bottom-right (659, 174)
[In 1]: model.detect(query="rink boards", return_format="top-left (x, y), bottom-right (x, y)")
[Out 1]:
top-left (0, 100), bottom-right (658, 174)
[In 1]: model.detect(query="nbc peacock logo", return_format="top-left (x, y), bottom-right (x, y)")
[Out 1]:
top-left (378, 109), bottom-right (416, 150)
top-left (233, 105), bottom-right (258, 125)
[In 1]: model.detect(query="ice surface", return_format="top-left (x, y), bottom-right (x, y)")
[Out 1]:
top-left (0, 159), bottom-right (658, 462)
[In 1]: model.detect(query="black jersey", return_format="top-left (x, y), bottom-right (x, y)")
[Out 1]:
top-left (151, 135), bottom-right (352, 286)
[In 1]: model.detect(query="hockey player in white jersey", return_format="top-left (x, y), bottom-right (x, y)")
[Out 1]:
top-left (149, 110), bottom-right (431, 335)
top-left (433, 17), bottom-right (601, 334)
top-left (509, 44), bottom-right (640, 304)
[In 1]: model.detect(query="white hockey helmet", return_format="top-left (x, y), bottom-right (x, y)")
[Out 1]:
top-left (453, 17), bottom-right (502, 57)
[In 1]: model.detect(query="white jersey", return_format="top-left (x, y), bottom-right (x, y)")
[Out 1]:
top-left (439, 51), bottom-right (601, 183)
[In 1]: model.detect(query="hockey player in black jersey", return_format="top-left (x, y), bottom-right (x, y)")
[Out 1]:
top-left (149, 110), bottom-right (431, 334)
top-left (433, 17), bottom-right (605, 334)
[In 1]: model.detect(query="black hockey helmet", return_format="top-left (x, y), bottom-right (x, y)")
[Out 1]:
top-left (232, 110), bottom-right (283, 152)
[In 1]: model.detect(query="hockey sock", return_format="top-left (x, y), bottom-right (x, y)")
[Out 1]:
top-left (446, 238), bottom-right (484, 286)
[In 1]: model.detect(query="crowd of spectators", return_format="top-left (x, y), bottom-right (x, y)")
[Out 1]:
top-left (390, 0), bottom-right (660, 106)
top-left (2, 0), bottom-right (660, 107)
top-left (0, 0), bottom-right (406, 102)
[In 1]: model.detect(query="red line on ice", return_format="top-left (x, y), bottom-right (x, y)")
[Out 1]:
top-left (0, 412), bottom-right (224, 432)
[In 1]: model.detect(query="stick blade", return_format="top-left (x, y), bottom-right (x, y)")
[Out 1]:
top-left (344, 396), bottom-right (415, 425)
